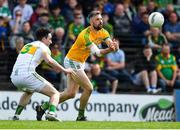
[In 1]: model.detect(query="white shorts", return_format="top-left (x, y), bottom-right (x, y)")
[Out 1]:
top-left (64, 57), bottom-right (85, 71)
top-left (11, 72), bottom-right (48, 93)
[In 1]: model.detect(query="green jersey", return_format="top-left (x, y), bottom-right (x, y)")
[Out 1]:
top-left (68, 23), bottom-right (84, 37)
top-left (0, 6), bottom-right (11, 19)
top-left (156, 53), bottom-right (177, 80)
top-left (49, 15), bottom-right (65, 29)
top-left (150, 33), bottom-right (167, 45)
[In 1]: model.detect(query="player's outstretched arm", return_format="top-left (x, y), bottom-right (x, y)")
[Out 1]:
top-left (42, 51), bottom-right (73, 74)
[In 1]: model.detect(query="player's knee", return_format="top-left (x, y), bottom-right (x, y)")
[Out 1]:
top-left (84, 86), bottom-right (93, 94)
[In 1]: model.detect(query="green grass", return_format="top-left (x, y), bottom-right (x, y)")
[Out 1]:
top-left (0, 121), bottom-right (180, 129)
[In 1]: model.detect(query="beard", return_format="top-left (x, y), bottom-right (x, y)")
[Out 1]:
top-left (93, 23), bottom-right (103, 30)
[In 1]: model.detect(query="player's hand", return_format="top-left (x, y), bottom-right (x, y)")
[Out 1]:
top-left (112, 39), bottom-right (119, 50)
top-left (109, 39), bottom-right (119, 51)
top-left (64, 68), bottom-right (74, 75)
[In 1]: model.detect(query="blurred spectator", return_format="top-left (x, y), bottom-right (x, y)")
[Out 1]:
top-left (132, 45), bottom-right (161, 94)
top-left (20, 21), bottom-right (34, 44)
top-left (111, 3), bottom-right (131, 37)
top-left (29, 4), bottom-right (48, 26)
top-left (133, 12), bottom-right (150, 37)
top-left (91, 63), bottom-right (118, 94)
top-left (160, 4), bottom-right (177, 24)
top-left (123, 1), bottom-right (136, 21)
top-left (39, 0), bottom-right (49, 11)
top-left (0, 0), bottom-right (12, 24)
top-left (105, 40), bottom-right (133, 85)
top-left (164, 12), bottom-right (180, 48)
top-left (156, 43), bottom-right (180, 92)
top-left (52, 27), bottom-right (65, 46)
top-left (102, 12), bottom-right (113, 37)
top-left (49, 5), bottom-right (66, 30)
top-left (68, 13), bottom-right (84, 43)
top-left (132, 4), bottom-right (147, 28)
top-left (146, 0), bottom-right (158, 14)
top-left (41, 43), bottom-right (62, 89)
top-left (0, 16), bottom-right (8, 51)
top-left (13, 0), bottom-right (33, 21)
top-left (103, 0), bottom-right (114, 15)
top-left (32, 12), bottom-right (52, 34)
top-left (62, 0), bottom-right (78, 23)
top-left (92, 0), bottom-right (105, 12)
top-left (147, 27), bottom-right (168, 49)
top-left (9, 9), bottom-right (25, 49)
top-left (7, 37), bottom-right (24, 79)
top-left (9, 9), bottom-right (24, 34)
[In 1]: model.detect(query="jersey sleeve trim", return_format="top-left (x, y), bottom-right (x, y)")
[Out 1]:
top-left (103, 37), bottom-right (110, 41)
top-left (84, 28), bottom-right (92, 46)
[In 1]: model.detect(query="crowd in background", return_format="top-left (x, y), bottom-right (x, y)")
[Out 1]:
top-left (0, 0), bottom-right (180, 94)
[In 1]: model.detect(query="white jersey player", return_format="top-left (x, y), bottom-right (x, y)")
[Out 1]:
top-left (11, 28), bottom-right (73, 121)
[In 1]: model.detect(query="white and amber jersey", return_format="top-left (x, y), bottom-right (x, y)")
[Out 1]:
top-left (11, 41), bottom-right (51, 76)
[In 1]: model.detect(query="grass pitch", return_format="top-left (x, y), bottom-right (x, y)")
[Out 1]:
top-left (0, 121), bottom-right (180, 129)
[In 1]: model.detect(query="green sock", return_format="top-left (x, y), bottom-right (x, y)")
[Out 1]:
top-left (41, 102), bottom-right (50, 110)
top-left (15, 105), bottom-right (24, 115)
top-left (49, 104), bottom-right (56, 112)
top-left (78, 109), bottom-right (85, 117)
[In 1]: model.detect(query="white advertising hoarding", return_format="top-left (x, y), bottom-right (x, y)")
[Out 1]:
top-left (0, 91), bottom-right (175, 121)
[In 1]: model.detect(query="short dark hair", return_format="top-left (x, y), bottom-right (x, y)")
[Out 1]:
top-left (143, 45), bottom-right (151, 50)
top-left (22, 21), bottom-right (30, 26)
top-left (35, 28), bottom-right (51, 40)
top-left (88, 10), bottom-right (101, 20)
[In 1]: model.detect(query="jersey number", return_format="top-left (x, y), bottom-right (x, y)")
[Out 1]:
top-left (20, 45), bottom-right (37, 55)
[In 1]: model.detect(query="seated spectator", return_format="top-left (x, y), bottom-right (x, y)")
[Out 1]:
top-left (105, 40), bottom-right (133, 85)
top-left (73, 4), bottom-right (85, 25)
top-left (91, 64), bottom-right (118, 94)
top-left (132, 4), bottom-right (147, 29)
top-left (103, 0), bottom-right (114, 15)
top-left (9, 9), bottom-right (25, 49)
top-left (7, 37), bottom-right (24, 80)
top-left (19, 21), bottom-right (34, 44)
top-left (13, 0), bottom-right (33, 21)
top-left (9, 9), bottom-right (24, 34)
top-left (0, 16), bottom-right (8, 51)
top-left (146, 0), bottom-right (158, 14)
top-left (164, 12), bottom-right (180, 48)
top-left (41, 43), bottom-right (62, 89)
top-left (52, 27), bottom-right (65, 46)
top-left (160, 4), bottom-right (176, 24)
top-left (68, 13), bottom-right (84, 43)
top-left (133, 12), bottom-right (150, 37)
top-left (132, 45), bottom-right (161, 94)
top-left (156, 43), bottom-right (180, 92)
top-left (0, 0), bottom-right (12, 24)
top-left (102, 12), bottom-right (113, 37)
top-left (61, 0), bottom-right (78, 23)
top-left (29, 4), bottom-right (48, 26)
top-left (111, 3), bottom-right (131, 37)
top-left (147, 27), bottom-right (168, 50)
top-left (49, 5), bottom-right (66, 30)
top-left (32, 12), bottom-right (52, 34)
top-left (38, 0), bottom-right (49, 11)
top-left (123, 1), bottom-right (135, 21)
